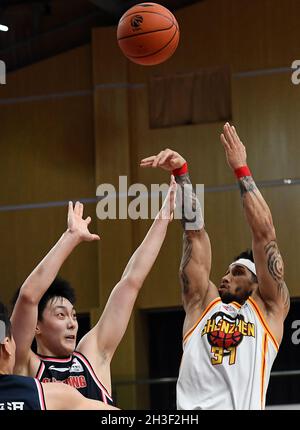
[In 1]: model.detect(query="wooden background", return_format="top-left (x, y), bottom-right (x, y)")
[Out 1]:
top-left (0, 0), bottom-right (299, 408)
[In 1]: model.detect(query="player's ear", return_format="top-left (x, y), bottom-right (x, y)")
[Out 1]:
top-left (0, 337), bottom-right (12, 357)
top-left (35, 323), bottom-right (41, 336)
top-left (0, 339), bottom-right (6, 356)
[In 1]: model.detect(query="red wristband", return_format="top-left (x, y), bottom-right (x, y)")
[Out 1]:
top-left (172, 162), bottom-right (188, 176)
top-left (234, 165), bottom-right (252, 179)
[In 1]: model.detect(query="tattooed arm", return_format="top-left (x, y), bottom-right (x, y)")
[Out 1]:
top-left (175, 171), bottom-right (216, 311)
top-left (141, 150), bottom-right (219, 323)
top-left (221, 124), bottom-right (290, 317)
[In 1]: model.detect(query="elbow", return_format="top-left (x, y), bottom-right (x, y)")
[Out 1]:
top-left (253, 218), bottom-right (276, 242)
top-left (185, 229), bottom-right (204, 237)
top-left (18, 283), bottom-right (39, 306)
top-left (184, 229), bottom-right (205, 241)
top-left (120, 274), bottom-right (143, 292)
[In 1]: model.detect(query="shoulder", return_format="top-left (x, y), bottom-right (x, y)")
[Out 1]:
top-left (13, 351), bottom-right (41, 377)
top-left (183, 285), bottom-right (221, 339)
top-left (251, 288), bottom-right (289, 320)
top-left (248, 293), bottom-right (284, 347)
top-left (27, 351), bottom-right (42, 376)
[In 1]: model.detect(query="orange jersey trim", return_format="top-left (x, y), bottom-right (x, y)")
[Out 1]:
top-left (248, 297), bottom-right (279, 351)
top-left (260, 333), bottom-right (268, 409)
top-left (183, 297), bottom-right (221, 344)
top-left (231, 301), bottom-right (242, 309)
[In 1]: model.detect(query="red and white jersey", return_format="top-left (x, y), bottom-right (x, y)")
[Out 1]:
top-left (177, 297), bottom-right (279, 410)
top-left (36, 351), bottom-right (113, 405)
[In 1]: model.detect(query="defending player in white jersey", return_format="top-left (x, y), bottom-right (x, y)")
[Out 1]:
top-left (141, 123), bottom-right (290, 410)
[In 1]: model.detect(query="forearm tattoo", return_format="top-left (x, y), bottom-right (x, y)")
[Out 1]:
top-left (238, 176), bottom-right (257, 198)
top-left (265, 240), bottom-right (290, 307)
top-left (179, 233), bottom-right (193, 295)
top-left (175, 173), bottom-right (203, 231)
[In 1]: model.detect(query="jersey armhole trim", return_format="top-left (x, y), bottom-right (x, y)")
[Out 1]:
top-left (73, 351), bottom-right (113, 401)
top-left (260, 332), bottom-right (268, 409)
top-left (183, 297), bottom-right (221, 345)
top-left (35, 361), bottom-right (45, 380)
top-left (34, 378), bottom-right (46, 410)
top-left (248, 297), bottom-right (279, 351)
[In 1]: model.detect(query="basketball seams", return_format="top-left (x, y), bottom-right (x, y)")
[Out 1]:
top-left (117, 4), bottom-right (179, 65)
top-left (128, 26), bottom-right (178, 60)
top-left (118, 23), bottom-right (174, 41)
top-left (119, 10), bottom-right (174, 26)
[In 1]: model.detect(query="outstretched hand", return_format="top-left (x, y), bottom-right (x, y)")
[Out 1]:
top-left (159, 175), bottom-right (177, 222)
top-left (67, 201), bottom-right (100, 242)
top-left (220, 123), bottom-right (247, 171)
top-left (140, 148), bottom-right (186, 172)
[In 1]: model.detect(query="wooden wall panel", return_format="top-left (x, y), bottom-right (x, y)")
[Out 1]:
top-left (92, 27), bottom-right (137, 408)
top-left (232, 73), bottom-right (300, 180)
top-left (92, 26), bottom-right (128, 85)
top-left (0, 45), bottom-right (92, 98)
top-left (1, 0), bottom-right (299, 409)
top-left (0, 46), bottom-right (98, 312)
top-left (127, 0), bottom-right (300, 83)
top-left (0, 96), bottom-right (95, 205)
top-left (0, 204), bottom-right (99, 312)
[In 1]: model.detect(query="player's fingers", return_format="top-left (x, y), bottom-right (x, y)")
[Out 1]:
top-left (85, 216), bottom-right (91, 225)
top-left (231, 125), bottom-right (239, 139)
top-left (140, 160), bottom-right (154, 168)
top-left (74, 201), bottom-right (81, 215)
top-left (169, 175), bottom-right (177, 206)
top-left (79, 203), bottom-right (84, 218)
top-left (152, 151), bottom-right (165, 168)
top-left (224, 123), bottom-right (233, 141)
top-left (223, 124), bottom-right (231, 144)
top-left (140, 155), bottom-right (156, 164)
top-left (159, 149), bottom-right (174, 166)
top-left (227, 123), bottom-right (237, 144)
top-left (231, 126), bottom-right (243, 146)
top-left (169, 174), bottom-right (177, 188)
top-left (220, 133), bottom-right (230, 150)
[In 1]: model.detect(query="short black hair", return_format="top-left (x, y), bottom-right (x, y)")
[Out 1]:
top-left (11, 277), bottom-right (76, 321)
top-left (0, 301), bottom-right (12, 340)
top-left (38, 277), bottom-right (76, 320)
top-left (234, 249), bottom-right (254, 263)
top-left (233, 249), bottom-right (257, 283)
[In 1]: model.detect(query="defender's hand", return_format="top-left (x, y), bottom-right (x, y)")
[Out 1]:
top-left (220, 123), bottom-right (247, 171)
top-left (67, 201), bottom-right (100, 242)
top-left (140, 149), bottom-right (186, 172)
top-left (158, 175), bottom-right (177, 222)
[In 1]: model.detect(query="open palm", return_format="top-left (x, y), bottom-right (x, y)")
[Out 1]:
top-left (67, 201), bottom-right (100, 242)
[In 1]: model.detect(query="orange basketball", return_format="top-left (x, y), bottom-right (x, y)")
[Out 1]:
top-left (117, 2), bottom-right (180, 66)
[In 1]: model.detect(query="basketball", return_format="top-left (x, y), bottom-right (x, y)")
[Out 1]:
top-left (117, 2), bottom-right (180, 66)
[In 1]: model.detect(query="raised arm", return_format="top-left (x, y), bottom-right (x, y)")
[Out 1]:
top-left (77, 177), bottom-right (177, 367)
top-left (141, 150), bottom-right (219, 333)
top-left (221, 123), bottom-right (290, 318)
top-left (11, 202), bottom-right (100, 374)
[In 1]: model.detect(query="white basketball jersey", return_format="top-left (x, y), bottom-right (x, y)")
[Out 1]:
top-left (177, 297), bottom-right (279, 410)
